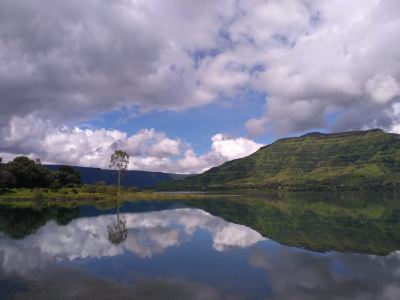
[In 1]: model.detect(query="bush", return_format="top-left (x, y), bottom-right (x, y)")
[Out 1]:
top-left (94, 183), bottom-right (108, 193)
top-left (82, 184), bottom-right (97, 193)
top-left (50, 182), bottom-right (61, 191)
top-left (0, 168), bottom-right (16, 190)
top-left (33, 188), bottom-right (46, 208)
top-left (60, 189), bottom-right (69, 195)
top-left (126, 186), bottom-right (139, 193)
top-left (105, 186), bottom-right (118, 196)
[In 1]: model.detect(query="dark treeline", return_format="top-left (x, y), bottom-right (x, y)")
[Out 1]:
top-left (0, 156), bottom-right (80, 191)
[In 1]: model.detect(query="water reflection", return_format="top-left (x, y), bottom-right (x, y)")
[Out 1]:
top-left (0, 198), bottom-right (400, 299)
top-left (0, 206), bottom-right (80, 239)
top-left (0, 208), bottom-right (264, 275)
top-left (2, 268), bottom-right (235, 300)
top-left (107, 214), bottom-right (128, 245)
top-left (248, 246), bottom-right (400, 300)
top-left (185, 196), bottom-right (400, 255)
top-left (107, 204), bottom-right (128, 245)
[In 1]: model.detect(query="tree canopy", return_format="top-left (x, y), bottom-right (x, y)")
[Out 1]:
top-left (0, 156), bottom-right (81, 190)
top-left (6, 156), bottom-right (52, 188)
top-left (54, 165), bottom-right (81, 187)
top-left (110, 150), bottom-right (129, 193)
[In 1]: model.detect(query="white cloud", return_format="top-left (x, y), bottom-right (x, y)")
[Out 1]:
top-left (167, 134), bottom-right (262, 174)
top-left (0, 115), bottom-right (262, 174)
top-left (240, 0), bottom-right (400, 134)
top-left (147, 138), bottom-right (181, 158)
top-left (366, 74), bottom-right (400, 104)
top-left (245, 118), bottom-right (267, 137)
top-left (1, 0), bottom-right (399, 157)
top-left (211, 134), bottom-right (261, 161)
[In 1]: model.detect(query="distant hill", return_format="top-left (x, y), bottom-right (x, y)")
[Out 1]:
top-left (45, 165), bottom-right (190, 188)
top-left (160, 129), bottom-right (400, 190)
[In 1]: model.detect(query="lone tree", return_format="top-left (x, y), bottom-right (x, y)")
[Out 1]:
top-left (109, 150), bottom-right (129, 195)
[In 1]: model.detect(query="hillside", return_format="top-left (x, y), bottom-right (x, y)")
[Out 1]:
top-left (161, 129), bottom-right (400, 190)
top-left (45, 165), bottom-right (190, 188)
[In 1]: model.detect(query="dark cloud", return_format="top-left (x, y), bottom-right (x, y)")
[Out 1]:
top-left (333, 105), bottom-right (396, 132)
top-left (0, 0), bottom-right (235, 128)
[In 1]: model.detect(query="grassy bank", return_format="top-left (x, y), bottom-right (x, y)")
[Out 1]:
top-left (0, 186), bottom-right (223, 208)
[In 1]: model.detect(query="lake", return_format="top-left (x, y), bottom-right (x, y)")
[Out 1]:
top-left (1, 194), bottom-right (400, 299)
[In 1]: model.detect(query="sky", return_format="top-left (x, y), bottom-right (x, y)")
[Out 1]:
top-left (1, 0), bottom-right (400, 174)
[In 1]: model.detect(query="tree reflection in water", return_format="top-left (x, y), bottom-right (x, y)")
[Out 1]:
top-left (107, 201), bottom-right (127, 245)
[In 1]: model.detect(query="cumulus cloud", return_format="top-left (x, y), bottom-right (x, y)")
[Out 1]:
top-left (366, 74), bottom-right (400, 104)
top-left (240, 0), bottom-right (400, 134)
top-left (1, 0), bottom-right (400, 161)
top-left (0, 208), bottom-right (265, 275)
top-left (0, 115), bottom-right (262, 173)
top-left (0, 0), bottom-right (239, 128)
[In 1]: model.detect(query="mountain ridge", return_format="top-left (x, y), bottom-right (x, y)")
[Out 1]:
top-left (159, 129), bottom-right (400, 191)
top-left (45, 165), bottom-right (191, 188)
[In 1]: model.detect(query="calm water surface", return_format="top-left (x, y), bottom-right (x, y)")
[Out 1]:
top-left (1, 197), bottom-right (400, 299)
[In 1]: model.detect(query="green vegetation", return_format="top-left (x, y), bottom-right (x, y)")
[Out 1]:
top-left (161, 129), bottom-right (400, 191)
top-left (0, 156), bottom-right (81, 191)
top-left (0, 185), bottom-right (219, 208)
top-left (52, 165), bottom-right (81, 188)
top-left (109, 149), bottom-right (129, 195)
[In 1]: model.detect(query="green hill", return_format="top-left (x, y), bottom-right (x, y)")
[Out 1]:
top-left (161, 129), bottom-right (400, 191)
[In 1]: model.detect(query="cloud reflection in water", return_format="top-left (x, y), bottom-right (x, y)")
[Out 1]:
top-left (0, 208), bottom-right (265, 275)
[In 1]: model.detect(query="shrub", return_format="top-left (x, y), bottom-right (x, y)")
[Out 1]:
top-left (82, 184), bottom-right (97, 193)
top-left (33, 188), bottom-right (46, 208)
top-left (105, 186), bottom-right (118, 196)
top-left (95, 183), bottom-right (108, 193)
top-left (60, 189), bottom-right (69, 195)
top-left (126, 186), bottom-right (139, 193)
top-left (65, 183), bottom-right (77, 188)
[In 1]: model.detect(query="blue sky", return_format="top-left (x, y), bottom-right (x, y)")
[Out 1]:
top-left (87, 93), bottom-right (338, 157)
top-left (87, 92), bottom-right (270, 155)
